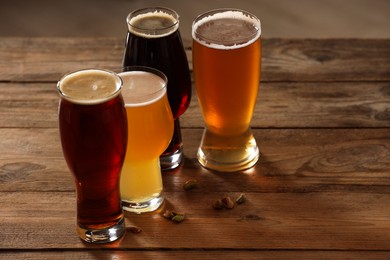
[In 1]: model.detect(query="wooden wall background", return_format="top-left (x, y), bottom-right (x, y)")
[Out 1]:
top-left (1, 0), bottom-right (389, 40)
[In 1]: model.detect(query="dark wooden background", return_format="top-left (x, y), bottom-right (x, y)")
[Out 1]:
top-left (0, 38), bottom-right (389, 259)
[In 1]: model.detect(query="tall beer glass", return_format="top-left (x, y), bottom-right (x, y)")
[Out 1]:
top-left (123, 7), bottom-right (192, 170)
top-left (192, 9), bottom-right (262, 172)
top-left (119, 66), bottom-right (174, 213)
top-left (57, 69), bottom-right (127, 243)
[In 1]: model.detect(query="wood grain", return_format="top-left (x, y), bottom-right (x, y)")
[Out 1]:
top-left (0, 38), bottom-right (389, 82)
top-left (1, 82), bottom-right (389, 128)
top-left (1, 191), bottom-right (389, 250)
top-left (0, 128), bottom-right (389, 192)
top-left (0, 38), bottom-right (389, 258)
top-left (2, 251), bottom-right (390, 260)
top-left (260, 39), bottom-right (390, 82)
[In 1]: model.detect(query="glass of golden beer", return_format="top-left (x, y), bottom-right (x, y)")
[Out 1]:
top-left (192, 9), bottom-right (262, 172)
top-left (123, 7), bottom-right (192, 171)
top-left (118, 66), bottom-right (174, 213)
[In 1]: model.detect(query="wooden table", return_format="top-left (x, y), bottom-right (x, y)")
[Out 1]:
top-left (0, 37), bottom-right (389, 259)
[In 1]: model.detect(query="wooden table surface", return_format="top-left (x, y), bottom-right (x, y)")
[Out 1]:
top-left (0, 37), bottom-right (389, 259)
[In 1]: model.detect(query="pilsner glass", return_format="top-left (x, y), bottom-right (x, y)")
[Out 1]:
top-left (192, 9), bottom-right (262, 172)
top-left (118, 66), bottom-right (174, 213)
top-left (57, 69), bottom-right (127, 243)
top-left (123, 7), bottom-right (192, 170)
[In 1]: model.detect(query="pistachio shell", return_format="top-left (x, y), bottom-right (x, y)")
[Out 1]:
top-left (212, 199), bottom-right (224, 210)
top-left (183, 179), bottom-right (198, 190)
top-left (127, 226), bottom-right (142, 234)
top-left (236, 193), bottom-right (246, 204)
top-left (221, 196), bottom-right (235, 209)
top-left (171, 214), bottom-right (185, 223)
top-left (163, 210), bottom-right (174, 219)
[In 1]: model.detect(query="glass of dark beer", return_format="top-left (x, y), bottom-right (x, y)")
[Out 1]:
top-left (57, 69), bottom-right (127, 243)
top-left (192, 9), bottom-right (262, 172)
top-left (123, 7), bottom-right (192, 170)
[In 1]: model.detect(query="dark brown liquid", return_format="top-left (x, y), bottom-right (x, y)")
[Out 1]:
top-left (59, 95), bottom-right (127, 228)
top-left (131, 14), bottom-right (176, 31)
top-left (123, 14), bottom-right (191, 119)
top-left (161, 118), bottom-right (182, 157)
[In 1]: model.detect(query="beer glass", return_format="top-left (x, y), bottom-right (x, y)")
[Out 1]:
top-left (192, 9), bottom-right (262, 172)
top-left (118, 66), bottom-right (174, 213)
top-left (57, 69), bottom-right (127, 243)
top-left (123, 7), bottom-right (192, 170)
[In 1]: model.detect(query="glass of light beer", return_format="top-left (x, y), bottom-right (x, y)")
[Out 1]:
top-left (118, 66), bottom-right (174, 213)
top-left (192, 9), bottom-right (262, 172)
top-left (57, 69), bottom-right (127, 243)
top-left (123, 7), bottom-right (192, 170)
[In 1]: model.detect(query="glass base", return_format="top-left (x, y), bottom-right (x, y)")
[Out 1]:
top-left (77, 216), bottom-right (125, 243)
top-left (160, 118), bottom-right (183, 171)
top-left (160, 147), bottom-right (183, 171)
top-left (122, 194), bottom-right (164, 214)
top-left (197, 128), bottom-right (260, 172)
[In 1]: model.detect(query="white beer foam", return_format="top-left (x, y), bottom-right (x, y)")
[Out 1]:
top-left (192, 10), bottom-right (261, 50)
top-left (119, 71), bottom-right (167, 107)
top-left (58, 69), bottom-right (122, 105)
top-left (128, 11), bottom-right (179, 38)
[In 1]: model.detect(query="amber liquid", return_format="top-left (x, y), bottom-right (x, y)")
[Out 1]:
top-left (119, 71), bottom-right (173, 205)
top-left (193, 30), bottom-right (261, 136)
top-left (59, 95), bottom-right (127, 228)
top-left (192, 11), bottom-right (261, 171)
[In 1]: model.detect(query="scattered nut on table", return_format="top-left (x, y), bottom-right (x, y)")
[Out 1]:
top-left (183, 179), bottom-right (198, 190)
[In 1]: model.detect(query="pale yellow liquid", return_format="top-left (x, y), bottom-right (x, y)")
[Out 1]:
top-left (119, 71), bottom-right (173, 203)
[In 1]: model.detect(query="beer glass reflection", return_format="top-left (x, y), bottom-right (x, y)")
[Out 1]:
top-left (192, 9), bottom-right (262, 172)
top-left (123, 7), bottom-right (191, 170)
top-left (57, 69), bottom-right (127, 243)
top-left (119, 67), bottom-right (173, 213)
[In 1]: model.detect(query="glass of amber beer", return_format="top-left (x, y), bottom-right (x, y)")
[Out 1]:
top-left (123, 7), bottom-right (192, 171)
top-left (57, 69), bottom-right (127, 243)
top-left (192, 9), bottom-right (262, 172)
top-left (118, 66), bottom-right (174, 213)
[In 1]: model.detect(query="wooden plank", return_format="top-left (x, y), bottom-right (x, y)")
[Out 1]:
top-left (0, 158), bottom-right (73, 192)
top-left (0, 83), bottom-right (59, 128)
top-left (0, 37), bottom-right (124, 82)
top-left (259, 39), bottom-right (390, 82)
top-left (184, 81), bottom-right (390, 128)
top-left (0, 37), bottom-right (389, 257)
top-left (0, 191), bottom-right (389, 250)
top-left (0, 38), bottom-right (389, 82)
top-left (1, 81), bottom-right (389, 128)
top-left (0, 128), bottom-right (389, 192)
top-left (2, 250), bottom-right (390, 259)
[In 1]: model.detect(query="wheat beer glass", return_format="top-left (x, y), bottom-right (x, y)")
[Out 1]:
top-left (58, 69), bottom-right (127, 243)
top-left (123, 7), bottom-right (191, 170)
top-left (192, 9), bottom-right (262, 172)
top-left (119, 66), bottom-right (174, 213)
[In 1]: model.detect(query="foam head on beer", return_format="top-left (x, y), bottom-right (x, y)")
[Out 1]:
top-left (119, 71), bottom-right (167, 106)
top-left (57, 69), bottom-right (122, 105)
top-left (127, 9), bottom-right (179, 38)
top-left (192, 10), bottom-right (261, 49)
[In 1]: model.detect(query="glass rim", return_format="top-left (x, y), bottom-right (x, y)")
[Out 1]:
top-left (57, 68), bottom-right (123, 105)
top-left (126, 6), bottom-right (179, 37)
top-left (117, 66), bottom-right (169, 106)
top-left (192, 8), bottom-right (261, 48)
